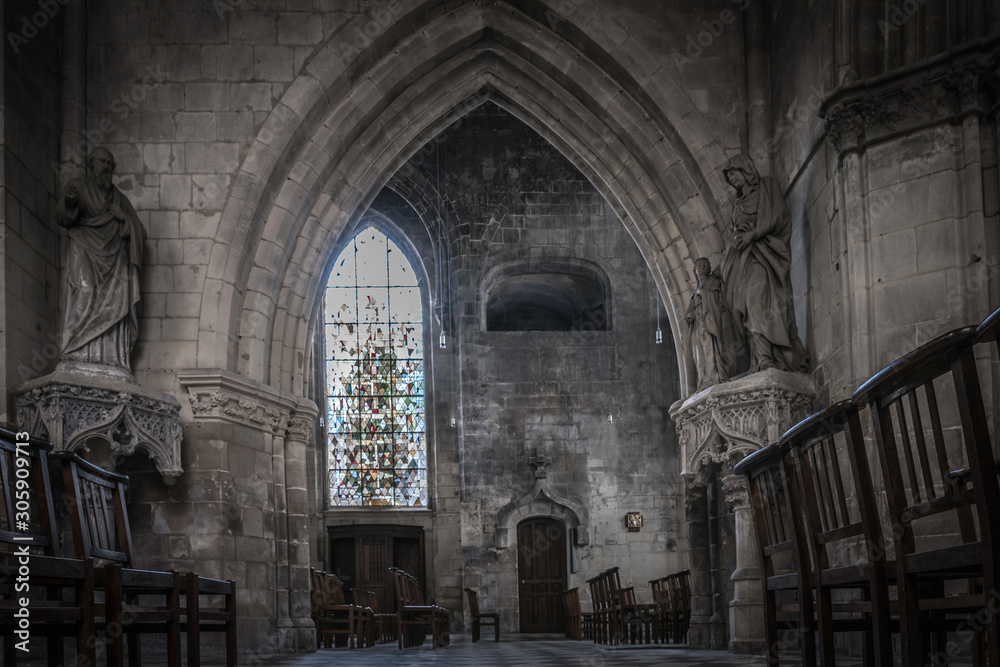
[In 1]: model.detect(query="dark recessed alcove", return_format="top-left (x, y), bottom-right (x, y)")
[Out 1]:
top-left (484, 265), bottom-right (609, 332)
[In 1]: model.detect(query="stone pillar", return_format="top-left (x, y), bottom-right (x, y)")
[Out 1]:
top-left (722, 474), bottom-right (764, 653)
top-left (685, 477), bottom-right (712, 649)
top-left (671, 369), bottom-right (814, 654)
top-left (826, 101), bottom-right (874, 388)
top-left (272, 417), bottom-right (291, 639)
top-left (285, 405), bottom-right (318, 650)
top-left (177, 369), bottom-right (316, 655)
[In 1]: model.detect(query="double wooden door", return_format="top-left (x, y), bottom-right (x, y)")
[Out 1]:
top-left (328, 524), bottom-right (423, 614)
top-left (517, 518), bottom-right (567, 633)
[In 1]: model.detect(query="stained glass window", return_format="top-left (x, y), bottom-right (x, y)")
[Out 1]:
top-left (325, 228), bottom-right (427, 507)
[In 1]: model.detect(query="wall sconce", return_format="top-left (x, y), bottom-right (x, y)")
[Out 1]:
top-left (626, 512), bottom-right (643, 532)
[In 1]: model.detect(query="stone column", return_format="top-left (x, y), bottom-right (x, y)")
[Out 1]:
top-left (722, 474), bottom-right (764, 653)
top-left (826, 102), bottom-right (874, 388)
top-left (285, 404), bottom-right (318, 650)
top-left (685, 476), bottom-right (712, 649)
top-left (671, 369), bottom-right (815, 652)
top-left (272, 415), bottom-right (291, 640)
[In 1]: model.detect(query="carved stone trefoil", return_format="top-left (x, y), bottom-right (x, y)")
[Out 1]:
top-left (670, 368), bottom-right (815, 480)
top-left (16, 370), bottom-right (183, 482)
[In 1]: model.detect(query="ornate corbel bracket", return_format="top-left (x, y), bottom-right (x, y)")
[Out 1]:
top-left (670, 369), bottom-right (815, 482)
top-left (15, 371), bottom-right (184, 482)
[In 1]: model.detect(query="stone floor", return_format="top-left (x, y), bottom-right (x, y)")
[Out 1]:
top-left (93, 635), bottom-right (877, 666)
top-left (23, 634), bottom-right (975, 665)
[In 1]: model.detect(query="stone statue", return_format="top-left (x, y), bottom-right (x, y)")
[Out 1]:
top-left (685, 258), bottom-right (739, 390)
top-left (719, 154), bottom-right (808, 374)
top-left (55, 147), bottom-right (146, 374)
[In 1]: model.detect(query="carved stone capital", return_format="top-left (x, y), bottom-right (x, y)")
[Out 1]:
top-left (670, 368), bottom-right (814, 480)
top-left (179, 369), bottom-right (310, 437)
top-left (821, 43), bottom-right (1000, 155)
top-left (286, 416), bottom-right (313, 442)
top-left (721, 475), bottom-right (751, 512)
top-left (15, 370), bottom-right (183, 482)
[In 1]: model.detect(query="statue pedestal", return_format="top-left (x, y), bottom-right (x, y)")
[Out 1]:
top-left (670, 369), bottom-right (814, 653)
top-left (15, 367), bottom-right (183, 482)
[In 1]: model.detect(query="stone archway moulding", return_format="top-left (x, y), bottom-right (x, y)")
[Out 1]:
top-left (494, 476), bottom-right (590, 550)
top-left (200, 0), bottom-right (734, 398)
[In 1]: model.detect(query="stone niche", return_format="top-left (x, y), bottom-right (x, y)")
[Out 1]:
top-left (670, 369), bottom-right (814, 652)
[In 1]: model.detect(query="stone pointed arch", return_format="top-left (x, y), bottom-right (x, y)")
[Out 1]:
top-left (494, 478), bottom-right (590, 549)
top-left (200, 0), bottom-right (734, 396)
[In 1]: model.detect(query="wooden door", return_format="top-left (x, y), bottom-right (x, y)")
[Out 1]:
top-left (517, 518), bottom-right (567, 633)
top-left (359, 536), bottom-right (390, 612)
top-left (328, 525), bottom-right (425, 613)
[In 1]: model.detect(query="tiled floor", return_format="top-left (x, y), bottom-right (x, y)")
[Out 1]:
top-left (151, 635), bottom-right (867, 666)
top-left (25, 634), bottom-right (974, 665)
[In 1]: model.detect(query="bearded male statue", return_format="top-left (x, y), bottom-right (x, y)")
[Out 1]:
top-left (55, 147), bottom-right (146, 374)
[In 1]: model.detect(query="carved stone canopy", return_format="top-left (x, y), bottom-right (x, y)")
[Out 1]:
top-left (670, 368), bottom-right (815, 483)
top-left (16, 369), bottom-right (183, 482)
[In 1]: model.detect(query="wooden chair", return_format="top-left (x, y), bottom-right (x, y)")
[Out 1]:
top-left (390, 567), bottom-right (448, 648)
top-left (54, 451), bottom-right (182, 667)
top-left (312, 571), bottom-right (368, 648)
top-left (182, 571), bottom-right (238, 666)
top-left (667, 570), bottom-right (691, 644)
top-left (779, 401), bottom-right (895, 666)
top-left (562, 589), bottom-right (580, 640)
top-left (352, 588), bottom-right (379, 646)
top-left (0, 429), bottom-right (96, 666)
top-left (587, 570), bottom-right (609, 644)
top-left (734, 443), bottom-right (816, 667)
top-left (464, 587), bottom-right (499, 642)
top-left (619, 585), bottom-right (656, 644)
top-left (853, 326), bottom-right (1000, 666)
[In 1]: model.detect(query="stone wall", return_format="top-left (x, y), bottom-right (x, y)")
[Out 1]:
top-left (1, 0), bottom-right (64, 422)
top-left (770, 2), bottom-right (1000, 407)
top-left (436, 105), bottom-right (685, 629)
top-left (1, 0), bottom-right (998, 658)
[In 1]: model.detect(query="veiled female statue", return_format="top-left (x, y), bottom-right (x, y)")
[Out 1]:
top-left (719, 155), bottom-right (808, 374)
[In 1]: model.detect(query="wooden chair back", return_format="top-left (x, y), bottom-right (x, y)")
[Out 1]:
top-left (976, 305), bottom-right (1000, 354)
top-left (52, 451), bottom-right (182, 666)
top-left (53, 451), bottom-right (133, 565)
top-left (464, 586), bottom-right (481, 617)
top-left (0, 430), bottom-right (98, 666)
top-left (734, 443), bottom-right (815, 666)
top-left (0, 428), bottom-right (60, 554)
top-left (779, 401), bottom-right (892, 665)
top-left (563, 588), bottom-right (582, 640)
top-left (854, 327), bottom-right (997, 534)
top-left (853, 326), bottom-right (1000, 666)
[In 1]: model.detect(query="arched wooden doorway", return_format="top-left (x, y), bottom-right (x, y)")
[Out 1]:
top-left (517, 517), bottom-right (567, 633)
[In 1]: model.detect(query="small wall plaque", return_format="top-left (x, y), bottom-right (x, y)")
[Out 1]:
top-left (626, 512), bottom-right (643, 532)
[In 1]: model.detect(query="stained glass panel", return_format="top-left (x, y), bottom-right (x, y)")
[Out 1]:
top-left (325, 227), bottom-right (428, 507)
